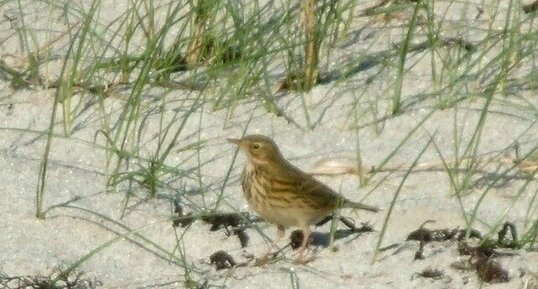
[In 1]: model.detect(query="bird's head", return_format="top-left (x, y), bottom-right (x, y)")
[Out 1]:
top-left (228, 134), bottom-right (283, 165)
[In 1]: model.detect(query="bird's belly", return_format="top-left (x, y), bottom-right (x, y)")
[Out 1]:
top-left (253, 205), bottom-right (300, 227)
top-left (249, 199), bottom-right (331, 228)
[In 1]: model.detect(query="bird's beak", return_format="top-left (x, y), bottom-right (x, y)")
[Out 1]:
top-left (227, 138), bottom-right (241, 145)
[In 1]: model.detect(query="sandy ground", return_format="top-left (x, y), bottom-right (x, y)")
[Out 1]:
top-left (1, 1), bottom-right (538, 289)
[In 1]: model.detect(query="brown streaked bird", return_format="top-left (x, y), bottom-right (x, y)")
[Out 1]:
top-left (228, 134), bottom-right (379, 264)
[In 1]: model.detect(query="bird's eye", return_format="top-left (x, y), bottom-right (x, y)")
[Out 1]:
top-left (252, 143), bottom-right (261, 150)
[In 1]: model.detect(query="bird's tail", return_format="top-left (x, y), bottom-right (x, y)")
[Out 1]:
top-left (343, 200), bottom-right (380, 212)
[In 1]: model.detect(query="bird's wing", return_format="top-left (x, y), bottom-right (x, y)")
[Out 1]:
top-left (280, 164), bottom-right (342, 209)
top-left (295, 174), bottom-right (379, 212)
top-left (300, 175), bottom-right (343, 206)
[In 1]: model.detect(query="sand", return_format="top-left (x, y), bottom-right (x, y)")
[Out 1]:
top-left (1, 1), bottom-right (537, 288)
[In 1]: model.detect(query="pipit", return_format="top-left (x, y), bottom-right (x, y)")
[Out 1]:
top-left (228, 134), bottom-right (379, 263)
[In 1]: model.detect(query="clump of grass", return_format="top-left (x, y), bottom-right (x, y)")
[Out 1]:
top-left (300, 0), bottom-right (319, 91)
top-left (185, 0), bottom-right (216, 67)
top-left (0, 268), bottom-right (101, 289)
top-left (280, 0), bottom-right (350, 91)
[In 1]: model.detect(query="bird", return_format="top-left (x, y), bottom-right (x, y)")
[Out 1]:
top-left (228, 134), bottom-right (379, 264)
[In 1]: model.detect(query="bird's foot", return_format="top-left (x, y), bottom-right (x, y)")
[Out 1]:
top-left (292, 248), bottom-right (316, 264)
top-left (293, 254), bottom-right (315, 264)
top-left (253, 251), bottom-right (280, 266)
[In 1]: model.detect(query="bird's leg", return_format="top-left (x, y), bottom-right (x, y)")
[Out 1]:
top-left (294, 227), bottom-right (313, 264)
top-left (262, 224), bottom-right (286, 259)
